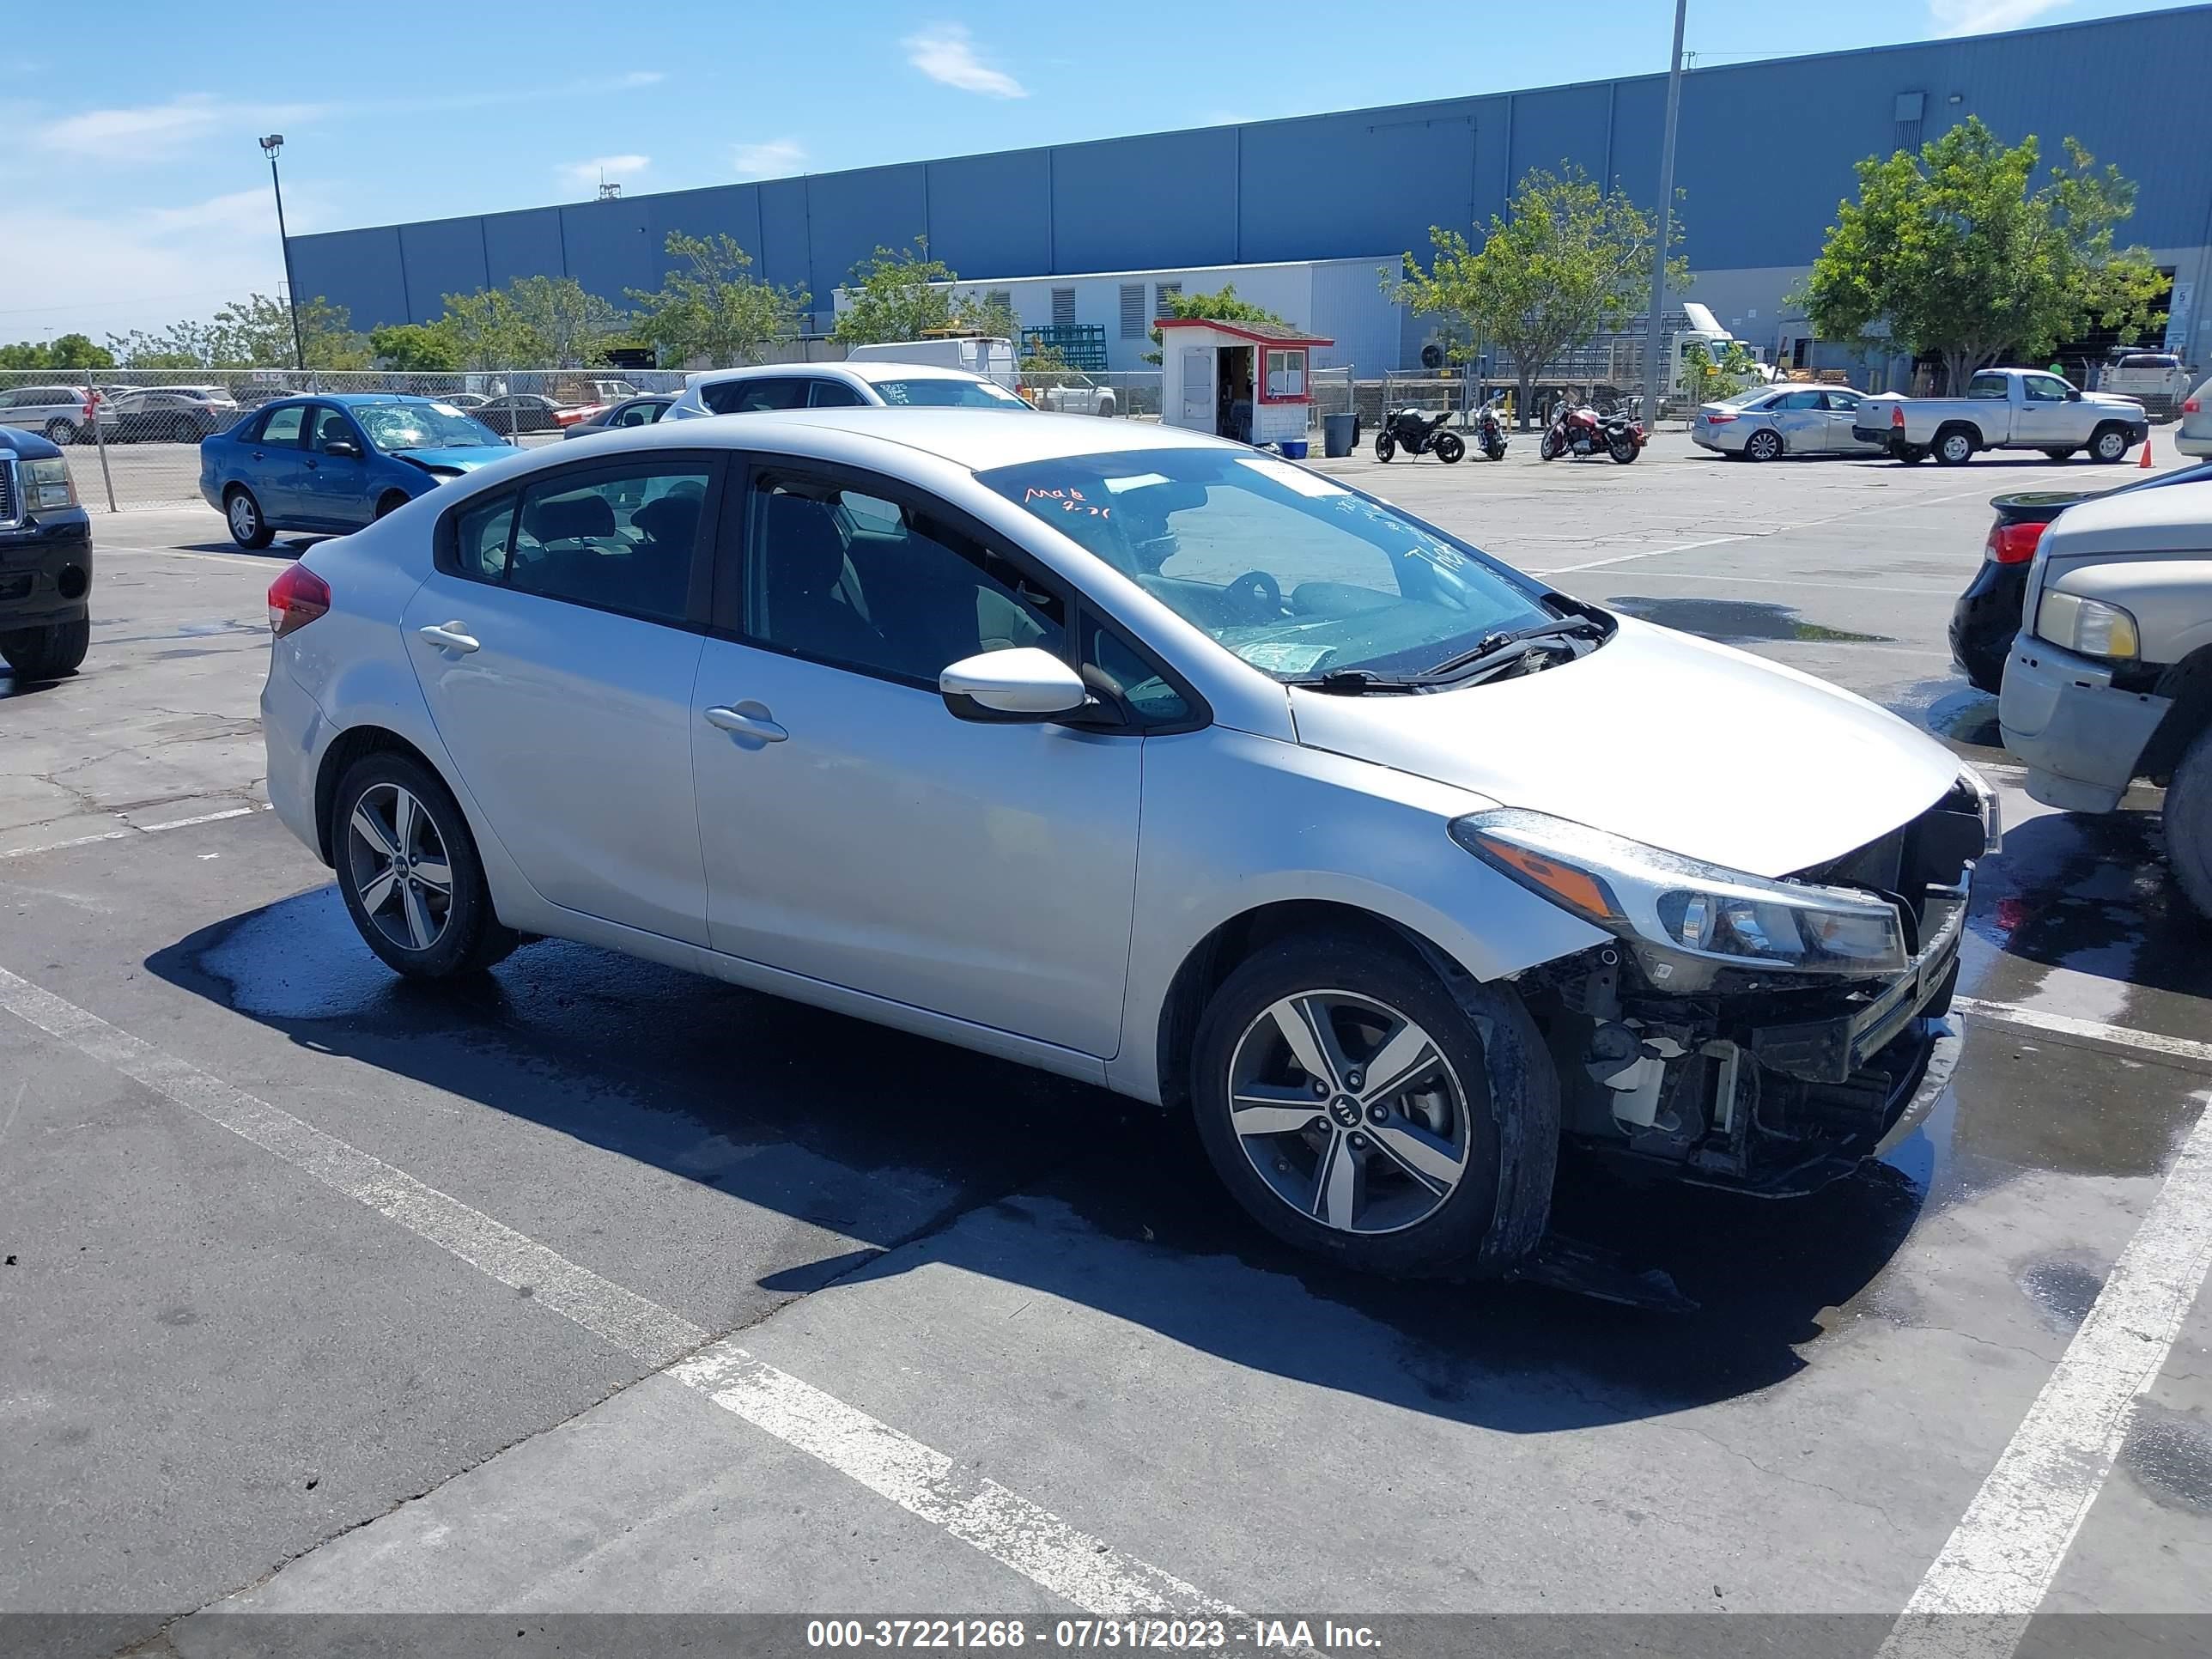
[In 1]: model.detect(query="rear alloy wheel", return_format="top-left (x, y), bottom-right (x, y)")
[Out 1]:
top-left (1935, 428), bottom-right (1977, 465)
top-left (1744, 428), bottom-right (1783, 463)
top-left (0, 618), bottom-right (90, 680)
top-left (1608, 433), bottom-right (1640, 464)
top-left (224, 487), bottom-right (273, 549)
top-left (333, 754), bottom-right (516, 979)
top-left (1190, 932), bottom-right (1556, 1278)
top-left (2089, 425), bottom-right (2130, 464)
top-left (43, 419), bottom-right (77, 445)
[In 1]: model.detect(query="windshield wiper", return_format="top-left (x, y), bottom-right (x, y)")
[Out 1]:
top-left (1423, 618), bottom-right (1607, 681)
top-left (1284, 668), bottom-right (1422, 696)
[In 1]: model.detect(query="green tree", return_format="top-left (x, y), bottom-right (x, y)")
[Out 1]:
top-left (369, 322), bottom-right (465, 372)
top-left (0, 333), bottom-right (115, 371)
top-left (1680, 339), bottom-right (1762, 404)
top-left (507, 275), bottom-right (627, 368)
top-left (625, 232), bottom-right (808, 368)
top-left (435, 288), bottom-right (547, 369)
top-left (106, 320), bottom-right (221, 368)
top-left (1140, 283), bottom-right (1291, 365)
top-left (1396, 165), bottom-right (1687, 427)
top-left (209, 293), bottom-right (370, 369)
top-left (1802, 118), bottom-right (2165, 395)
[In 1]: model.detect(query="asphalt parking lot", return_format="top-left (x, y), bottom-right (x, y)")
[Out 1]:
top-left (5, 429), bottom-right (2209, 1656)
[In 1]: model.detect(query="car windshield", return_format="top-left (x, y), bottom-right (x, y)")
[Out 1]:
top-left (356, 404), bottom-right (503, 450)
top-left (979, 447), bottom-right (1571, 681)
top-left (873, 378), bottom-right (1028, 408)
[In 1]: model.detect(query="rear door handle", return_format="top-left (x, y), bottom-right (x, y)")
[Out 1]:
top-left (417, 622), bottom-right (480, 653)
top-left (703, 702), bottom-right (787, 743)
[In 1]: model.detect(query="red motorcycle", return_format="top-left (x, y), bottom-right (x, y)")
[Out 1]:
top-left (1540, 399), bottom-right (1646, 465)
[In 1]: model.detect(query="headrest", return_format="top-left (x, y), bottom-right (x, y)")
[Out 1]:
top-left (759, 493), bottom-right (846, 592)
top-left (525, 493), bottom-right (617, 544)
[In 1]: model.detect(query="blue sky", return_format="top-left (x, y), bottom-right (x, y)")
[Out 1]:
top-left (3, 0), bottom-right (2197, 340)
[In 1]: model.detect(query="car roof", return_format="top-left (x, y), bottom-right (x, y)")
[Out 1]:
top-left (630, 406), bottom-right (1243, 471)
top-left (2045, 477), bottom-right (2212, 556)
top-left (686, 361), bottom-right (994, 388)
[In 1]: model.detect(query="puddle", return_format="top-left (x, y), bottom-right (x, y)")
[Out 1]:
top-left (2018, 1255), bottom-right (2106, 1333)
top-left (1606, 596), bottom-right (1891, 645)
top-left (2122, 1401), bottom-right (2212, 1516)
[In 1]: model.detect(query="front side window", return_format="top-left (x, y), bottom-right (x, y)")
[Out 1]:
top-left (1968, 374), bottom-right (2009, 399)
top-left (356, 403), bottom-right (502, 450)
top-left (311, 406), bottom-right (356, 450)
top-left (744, 471), bottom-right (1061, 685)
top-left (1821, 390), bottom-right (1863, 411)
top-left (702, 378), bottom-right (805, 414)
top-left (2023, 375), bottom-right (2069, 404)
top-left (500, 465), bottom-right (711, 622)
top-left (807, 380), bottom-right (869, 409)
top-left (258, 405), bottom-right (307, 447)
top-left (871, 378), bottom-right (1025, 409)
top-left (980, 448), bottom-right (1565, 683)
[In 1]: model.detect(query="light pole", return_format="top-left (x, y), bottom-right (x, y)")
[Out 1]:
top-left (260, 134), bottom-right (307, 373)
top-left (1642, 0), bottom-right (1688, 423)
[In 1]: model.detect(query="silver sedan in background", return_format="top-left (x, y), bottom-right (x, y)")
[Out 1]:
top-left (1692, 385), bottom-right (1884, 461)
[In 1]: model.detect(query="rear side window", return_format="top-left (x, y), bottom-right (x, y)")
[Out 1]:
top-left (507, 465), bottom-right (711, 623)
top-left (1967, 374), bottom-right (2008, 399)
top-left (453, 492), bottom-right (517, 581)
top-left (702, 378), bottom-right (805, 414)
top-left (258, 406), bottom-right (307, 446)
top-left (806, 380), bottom-right (868, 408)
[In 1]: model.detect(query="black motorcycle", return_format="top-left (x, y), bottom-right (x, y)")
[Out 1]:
top-left (1374, 407), bottom-right (1465, 464)
top-left (1473, 394), bottom-right (1509, 462)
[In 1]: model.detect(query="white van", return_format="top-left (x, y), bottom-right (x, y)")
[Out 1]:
top-left (843, 337), bottom-right (1018, 384)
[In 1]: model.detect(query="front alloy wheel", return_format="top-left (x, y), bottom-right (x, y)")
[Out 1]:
top-left (1227, 993), bottom-right (1470, 1235)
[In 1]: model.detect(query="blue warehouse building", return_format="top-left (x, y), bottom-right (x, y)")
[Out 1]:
top-left (290, 4), bottom-right (2212, 376)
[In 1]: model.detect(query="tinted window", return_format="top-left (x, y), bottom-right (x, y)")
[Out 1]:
top-left (506, 465), bottom-right (711, 623)
top-left (807, 380), bottom-right (869, 409)
top-left (1968, 374), bottom-right (2009, 399)
top-left (258, 406), bottom-right (307, 446)
top-left (872, 378), bottom-right (1026, 408)
top-left (2023, 375), bottom-right (2069, 404)
top-left (1820, 390), bottom-right (1863, 411)
top-left (745, 471), bottom-right (1062, 685)
top-left (702, 378), bottom-right (805, 414)
top-left (1773, 390), bottom-right (1824, 410)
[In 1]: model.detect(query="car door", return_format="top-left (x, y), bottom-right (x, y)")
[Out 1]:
top-left (242, 404), bottom-right (310, 521)
top-left (2014, 373), bottom-right (2074, 447)
top-left (1820, 390), bottom-right (1871, 453)
top-left (1765, 389), bottom-right (1826, 452)
top-left (400, 454), bottom-right (721, 945)
top-left (296, 404), bottom-right (374, 529)
top-left (689, 461), bottom-right (1144, 1058)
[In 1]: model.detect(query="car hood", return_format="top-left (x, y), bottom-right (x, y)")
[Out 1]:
top-left (2083, 391), bottom-right (2147, 413)
top-left (1287, 617), bottom-right (1961, 878)
top-left (391, 446), bottom-right (516, 472)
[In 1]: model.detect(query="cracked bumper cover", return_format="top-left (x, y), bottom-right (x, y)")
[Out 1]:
top-left (1998, 634), bottom-right (2170, 813)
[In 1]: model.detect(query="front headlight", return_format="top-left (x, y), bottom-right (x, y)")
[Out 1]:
top-left (1450, 808), bottom-right (1908, 978)
top-left (2036, 590), bottom-right (2139, 659)
top-left (24, 457), bottom-right (77, 510)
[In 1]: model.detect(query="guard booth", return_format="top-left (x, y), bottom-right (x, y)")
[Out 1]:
top-left (1158, 319), bottom-right (1331, 447)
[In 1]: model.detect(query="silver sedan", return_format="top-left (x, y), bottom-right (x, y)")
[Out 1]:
top-left (1692, 385), bottom-right (1884, 460)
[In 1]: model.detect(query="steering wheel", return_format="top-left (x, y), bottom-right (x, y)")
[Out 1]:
top-left (1224, 570), bottom-right (1283, 624)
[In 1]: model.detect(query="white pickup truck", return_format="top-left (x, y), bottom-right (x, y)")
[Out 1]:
top-left (1854, 367), bottom-right (2149, 465)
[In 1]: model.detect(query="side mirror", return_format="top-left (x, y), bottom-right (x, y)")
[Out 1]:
top-left (323, 437), bottom-right (362, 458)
top-left (939, 647), bottom-right (1090, 723)
top-left (2066, 387), bottom-right (2082, 402)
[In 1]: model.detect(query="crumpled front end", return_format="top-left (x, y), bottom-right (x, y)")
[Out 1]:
top-left (1510, 780), bottom-right (1987, 1195)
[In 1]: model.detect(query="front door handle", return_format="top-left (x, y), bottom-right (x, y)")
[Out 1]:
top-left (703, 702), bottom-right (787, 743)
top-left (417, 622), bottom-right (480, 653)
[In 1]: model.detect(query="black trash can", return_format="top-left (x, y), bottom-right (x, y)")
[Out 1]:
top-left (1322, 412), bottom-right (1357, 458)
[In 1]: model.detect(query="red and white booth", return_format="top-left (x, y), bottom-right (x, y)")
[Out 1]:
top-left (1157, 318), bottom-right (1332, 448)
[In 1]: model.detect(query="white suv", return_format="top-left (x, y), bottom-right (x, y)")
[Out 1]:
top-left (0, 385), bottom-right (95, 445)
top-left (662, 361), bottom-right (1030, 422)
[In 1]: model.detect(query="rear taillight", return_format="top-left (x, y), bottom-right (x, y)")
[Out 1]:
top-left (267, 563), bottom-right (331, 637)
top-left (1706, 412), bottom-right (1738, 424)
top-left (1985, 520), bottom-right (2049, 566)
top-left (2187, 398), bottom-right (2203, 415)
top-left (1891, 405), bottom-right (1906, 428)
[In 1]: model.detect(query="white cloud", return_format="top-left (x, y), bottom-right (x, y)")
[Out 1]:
top-left (36, 93), bottom-right (325, 161)
top-left (144, 188), bottom-right (278, 235)
top-left (731, 138), bottom-right (805, 179)
top-left (557, 154), bottom-right (651, 188)
top-left (1929, 0), bottom-right (2070, 35)
top-left (618, 70), bottom-right (665, 87)
top-left (903, 25), bottom-right (1025, 98)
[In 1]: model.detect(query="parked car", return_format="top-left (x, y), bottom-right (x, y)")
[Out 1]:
top-left (2095, 349), bottom-right (2194, 419)
top-left (100, 386), bottom-right (242, 444)
top-left (200, 395), bottom-right (517, 547)
top-left (1691, 385), bottom-right (1882, 460)
top-left (0, 424), bottom-right (93, 679)
top-left (259, 410), bottom-right (1993, 1278)
top-left (0, 384), bottom-right (97, 446)
top-left (562, 393), bottom-right (676, 438)
top-left (231, 384), bottom-right (295, 411)
top-left (444, 392), bottom-right (492, 410)
top-left (845, 337), bottom-right (1018, 380)
top-left (1033, 374), bottom-right (1120, 417)
top-left (1999, 478), bottom-right (2212, 913)
top-left (472, 393), bottom-right (567, 435)
top-left (664, 361), bottom-right (1031, 422)
top-left (1949, 462), bottom-right (2212, 693)
top-left (1855, 368), bottom-right (2148, 465)
top-left (2180, 374), bottom-right (2212, 459)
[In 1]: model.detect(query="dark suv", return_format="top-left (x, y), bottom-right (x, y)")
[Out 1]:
top-left (0, 426), bottom-right (94, 679)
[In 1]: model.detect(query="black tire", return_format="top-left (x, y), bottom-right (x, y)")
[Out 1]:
top-left (1608, 434), bottom-right (1639, 464)
top-left (1188, 930), bottom-right (1557, 1279)
top-left (0, 618), bottom-right (90, 680)
top-left (2042, 447), bottom-right (2077, 462)
top-left (2088, 424), bottom-right (2130, 464)
top-left (1434, 432), bottom-right (1466, 465)
top-left (1934, 426), bottom-right (1978, 465)
top-left (2162, 725), bottom-right (2212, 920)
top-left (1892, 443), bottom-right (1929, 465)
top-left (223, 486), bottom-right (274, 549)
top-left (1744, 428), bottom-right (1783, 463)
top-left (1484, 441), bottom-right (1507, 462)
top-left (374, 491), bottom-right (411, 520)
top-left (1539, 431), bottom-right (1561, 461)
top-left (1373, 432), bottom-right (1396, 462)
top-left (331, 751), bottom-right (518, 980)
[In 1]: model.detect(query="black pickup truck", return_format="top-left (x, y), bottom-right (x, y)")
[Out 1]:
top-left (0, 425), bottom-right (93, 679)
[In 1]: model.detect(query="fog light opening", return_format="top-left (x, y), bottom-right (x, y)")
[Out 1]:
top-left (57, 564), bottom-right (89, 600)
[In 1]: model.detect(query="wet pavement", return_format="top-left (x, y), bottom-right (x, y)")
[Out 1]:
top-left (3, 450), bottom-right (2207, 1645)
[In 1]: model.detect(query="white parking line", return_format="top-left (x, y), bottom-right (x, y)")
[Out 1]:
top-left (1954, 997), bottom-right (2212, 1069)
top-left (0, 962), bottom-right (1261, 1620)
top-left (97, 544), bottom-right (284, 569)
top-left (1876, 1085), bottom-right (2212, 1659)
top-left (1540, 534), bottom-right (1752, 574)
top-left (0, 803), bottom-right (269, 861)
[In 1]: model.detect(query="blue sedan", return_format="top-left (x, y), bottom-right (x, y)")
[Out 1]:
top-left (199, 394), bottom-right (516, 547)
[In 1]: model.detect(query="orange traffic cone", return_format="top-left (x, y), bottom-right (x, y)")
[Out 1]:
top-left (2141, 435), bottom-right (2155, 469)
